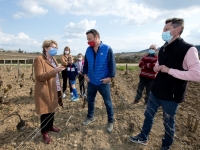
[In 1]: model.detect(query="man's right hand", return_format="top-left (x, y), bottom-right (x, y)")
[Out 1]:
top-left (84, 74), bottom-right (90, 82)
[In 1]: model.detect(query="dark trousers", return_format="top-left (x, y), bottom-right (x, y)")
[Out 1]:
top-left (40, 113), bottom-right (54, 133)
top-left (139, 93), bottom-right (178, 149)
top-left (87, 82), bottom-right (114, 122)
top-left (78, 74), bottom-right (85, 94)
top-left (135, 76), bottom-right (154, 102)
top-left (62, 70), bottom-right (72, 93)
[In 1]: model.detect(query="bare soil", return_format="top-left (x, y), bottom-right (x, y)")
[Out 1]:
top-left (0, 66), bottom-right (199, 150)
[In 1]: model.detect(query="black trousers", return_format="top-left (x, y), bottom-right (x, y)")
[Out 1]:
top-left (62, 70), bottom-right (72, 93)
top-left (78, 74), bottom-right (85, 94)
top-left (40, 113), bottom-right (54, 133)
top-left (135, 76), bottom-right (154, 102)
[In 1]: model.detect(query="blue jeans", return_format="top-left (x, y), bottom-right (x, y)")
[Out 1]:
top-left (87, 82), bottom-right (114, 122)
top-left (139, 92), bottom-right (178, 149)
top-left (70, 80), bottom-right (76, 84)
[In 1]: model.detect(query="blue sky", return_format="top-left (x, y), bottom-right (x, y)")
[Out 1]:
top-left (0, 0), bottom-right (200, 55)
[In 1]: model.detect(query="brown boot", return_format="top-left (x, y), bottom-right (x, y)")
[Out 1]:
top-left (48, 126), bottom-right (60, 133)
top-left (42, 132), bottom-right (52, 144)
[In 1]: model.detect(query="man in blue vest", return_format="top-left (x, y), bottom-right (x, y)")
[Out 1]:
top-left (82, 29), bottom-right (116, 132)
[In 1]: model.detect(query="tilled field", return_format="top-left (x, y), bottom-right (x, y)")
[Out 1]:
top-left (0, 66), bottom-right (199, 150)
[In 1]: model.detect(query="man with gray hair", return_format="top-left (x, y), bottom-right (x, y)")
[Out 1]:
top-left (133, 44), bottom-right (158, 105)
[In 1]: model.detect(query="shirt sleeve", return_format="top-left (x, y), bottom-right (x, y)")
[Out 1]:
top-left (168, 47), bottom-right (200, 82)
top-left (107, 48), bottom-right (116, 77)
top-left (83, 55), bottom-right (88, 75)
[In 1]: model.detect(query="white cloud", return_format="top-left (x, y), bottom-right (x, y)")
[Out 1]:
top-left (0, 30), bottom-right (40, 51)
top-left (63, 19), bottom-right (96, 39)
top-left (18, 32), bottom-right (30, 39)
top-left (14, 0), bottom-right (48, 18)
top-left (66, 0), bottom-right (160, 25)
top-left (5, 0), bottom-right (200, 54)
top-left (12, 0), bottom-right (200, 27)
top-left (14, 0), bottom-right (159, 25)
top-left (41, 0), bottom-right (71, 14)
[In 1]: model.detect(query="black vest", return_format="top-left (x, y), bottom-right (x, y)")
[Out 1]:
top-left (151, 38), bottom-right (193, 103)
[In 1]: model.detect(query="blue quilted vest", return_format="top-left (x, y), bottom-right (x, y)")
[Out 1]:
top-left (86, 42), bottom-right (110, 86)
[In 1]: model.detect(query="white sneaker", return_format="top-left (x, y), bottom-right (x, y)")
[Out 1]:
top-left (62, 93), bottom-right (66, 98)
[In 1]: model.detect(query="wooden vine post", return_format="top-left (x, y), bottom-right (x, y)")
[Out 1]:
top-left (3, 60), bottom-right (5, 70)
top-left (125, 64), bottom-right (129, 75)
top-left (193, 119), bottom-right (199, 133)
top-left (10, 60), bottom-right (12, 70)
top-left (17, 59), bottom-right (20, 77)
top-left (24, 59), bottom-right (26, 70)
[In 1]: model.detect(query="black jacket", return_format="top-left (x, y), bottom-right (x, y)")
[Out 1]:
top-left (151, 38), bottom-right (193, 103)
top-left (66, 63), bottom-right (78, 80)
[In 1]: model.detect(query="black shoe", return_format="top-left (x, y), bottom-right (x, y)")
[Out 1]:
top-left (129, 135), bottom-right (148, 146)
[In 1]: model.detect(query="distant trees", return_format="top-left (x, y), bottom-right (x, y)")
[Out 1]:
top-left (18, 48), bottom-right (24, 53)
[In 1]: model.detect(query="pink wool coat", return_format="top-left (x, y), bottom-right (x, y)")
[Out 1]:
top-left (34, 55), bottom-right (62, 115)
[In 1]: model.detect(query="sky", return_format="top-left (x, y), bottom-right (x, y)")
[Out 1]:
top-left (0, 0), bottom-right (200, 55)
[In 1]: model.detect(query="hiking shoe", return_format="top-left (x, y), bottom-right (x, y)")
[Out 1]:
top-left (70, 94), bottom-right (74, 99)
top-left (106, 122), bottom-right (113, 132)
top-left (133, 100), bottom-right (139, 104)
top-left (82, 117), bottom-right (96, 126)
top-left (129, 135), bottom-right (148, 146)
top-left (71, 97), bottom-right (79, 102)
top-left (160, 146), bottom-right (170, 150)
top-left (62, 93), bottom-right (66, 98)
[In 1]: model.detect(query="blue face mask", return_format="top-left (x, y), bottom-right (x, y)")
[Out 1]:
top-left (149, 49), bottom-right (155, 54)
top-left (49, 48), bottom-right (57, 56)
top-left (162, 30), bottom-right (173, 42)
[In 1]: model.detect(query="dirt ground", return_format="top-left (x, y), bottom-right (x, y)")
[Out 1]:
top-left (0, 66), bottom-right (199, 150)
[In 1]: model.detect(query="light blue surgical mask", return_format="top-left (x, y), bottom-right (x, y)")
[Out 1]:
top-left (49, 48), bottom-right (57, 56)
top-left (149, 49), bottom-right (155, 54)
top-left (162, 30), bottom-right (173, 42)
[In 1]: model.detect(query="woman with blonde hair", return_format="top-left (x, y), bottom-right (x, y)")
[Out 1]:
top-left (34, 40), bottom-right (65, 144)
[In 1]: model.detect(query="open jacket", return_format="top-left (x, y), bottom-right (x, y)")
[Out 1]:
top-left (34, 55), bottom-right (62, 115)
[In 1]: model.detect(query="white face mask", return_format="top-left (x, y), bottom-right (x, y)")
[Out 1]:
top-left (65, 51), bottom-right (69, 54)
top-left (78, 58), bottom-right (82, 61)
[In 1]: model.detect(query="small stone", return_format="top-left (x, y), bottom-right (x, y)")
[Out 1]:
top-left (182, 135), bottom-right (190, 144)
top-left (11, 142), bottom-right (16, 146)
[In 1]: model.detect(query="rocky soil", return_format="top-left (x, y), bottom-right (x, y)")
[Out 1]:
top-left (0, 66), bottom-right (199, 150)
